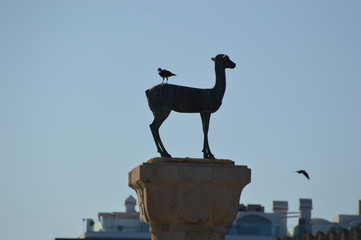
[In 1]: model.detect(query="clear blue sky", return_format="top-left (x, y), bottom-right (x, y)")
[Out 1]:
top-left (1, 1), bottom-right (360, 240)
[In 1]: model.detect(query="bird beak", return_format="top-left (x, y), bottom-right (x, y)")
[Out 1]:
top-left (211, 57), bottom-right (215, 62)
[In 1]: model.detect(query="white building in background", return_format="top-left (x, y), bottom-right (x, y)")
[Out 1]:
top-left (80, 195), bottom-right (150, 239)
top-left (309, 200), bottom-right (361, 235)
top-left (291, 199), bottom-right (361, 236)
top-left (98, 196), bottom-right (148, 233)
top-left (75, 197), bottom-right (361, 240)
top-left (228, 202), bottom-right (288, 238)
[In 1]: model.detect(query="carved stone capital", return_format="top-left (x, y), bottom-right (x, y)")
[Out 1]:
top-left (129, 158), bottom-right (251, 240)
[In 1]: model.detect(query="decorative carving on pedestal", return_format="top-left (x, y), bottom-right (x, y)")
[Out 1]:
top-left (129, 158), bottom-right (251, 240)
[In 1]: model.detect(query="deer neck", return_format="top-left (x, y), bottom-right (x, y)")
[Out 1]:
top-left (213, 61), bottom-right (226, 100)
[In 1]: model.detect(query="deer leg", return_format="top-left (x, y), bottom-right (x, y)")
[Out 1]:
top-left (150, 111), bottom-right (172, 158)
top-left (200, 112), bottom-right (215, 159)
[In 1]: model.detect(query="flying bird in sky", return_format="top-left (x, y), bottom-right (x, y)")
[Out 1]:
top-left (158, 68), bottom-right (176, 83)
top-left (294, 170), bottom-right (310, 180)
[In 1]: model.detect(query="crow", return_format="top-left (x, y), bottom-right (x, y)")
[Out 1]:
top-left (295, 170), bottom-right (310, 180)
top-left (158, 68), bottom-right (176, 83)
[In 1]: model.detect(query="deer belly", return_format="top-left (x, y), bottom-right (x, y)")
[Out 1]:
top-left (172, 99), bottom-right (219, 113)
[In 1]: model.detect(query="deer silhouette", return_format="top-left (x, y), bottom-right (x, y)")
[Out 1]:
top-left (145, 54), bottom-right (236, 159)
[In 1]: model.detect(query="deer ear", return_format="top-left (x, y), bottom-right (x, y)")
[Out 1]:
top-left (211, 57), bottom-right (215, 61)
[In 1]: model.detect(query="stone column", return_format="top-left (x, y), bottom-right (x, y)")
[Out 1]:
top-left (128, 157), bottom-right (251, 240)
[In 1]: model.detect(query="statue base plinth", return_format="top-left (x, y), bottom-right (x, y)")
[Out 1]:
top-left (128, 157), bottom-right (251, 240)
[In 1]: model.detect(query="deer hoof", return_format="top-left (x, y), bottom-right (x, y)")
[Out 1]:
top-left (161, 152), bottom-right (172, 158)
top-left (204, 153), bottom-right (215, 159)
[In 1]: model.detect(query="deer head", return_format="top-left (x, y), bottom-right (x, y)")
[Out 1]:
top-left (211, 54), bottom-right (236, 69)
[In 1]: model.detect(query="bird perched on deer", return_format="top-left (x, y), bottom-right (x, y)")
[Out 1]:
top-left (294, 170), bottom-right (310, 180)
top-left (158, 68), bottom-right (176, 83)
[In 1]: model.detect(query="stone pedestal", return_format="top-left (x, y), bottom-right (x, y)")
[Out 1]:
top-left (128, 157), bottom-right (251, 240)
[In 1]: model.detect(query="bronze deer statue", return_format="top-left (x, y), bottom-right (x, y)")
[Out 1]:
top-left (145, 54), bottom-right (236, 159)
